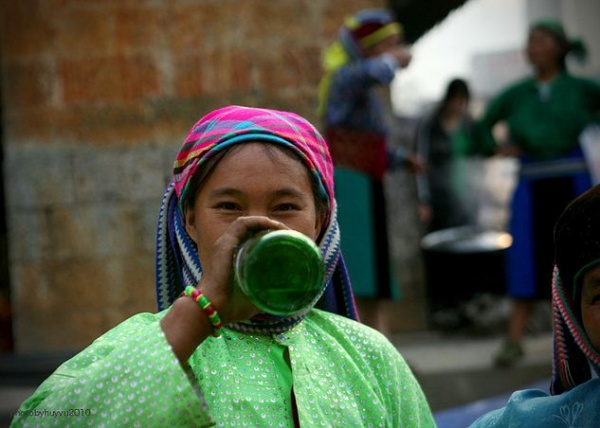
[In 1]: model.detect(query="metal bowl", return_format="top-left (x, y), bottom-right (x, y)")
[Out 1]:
top-left (421, 226), bottom-right (512, 254)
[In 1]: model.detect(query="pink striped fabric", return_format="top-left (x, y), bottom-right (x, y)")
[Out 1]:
top-left (173, 105), bottom-right (334, 217)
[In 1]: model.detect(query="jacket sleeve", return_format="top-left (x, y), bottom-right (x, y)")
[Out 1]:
top-left (332, 53), bottom-right (399, 92)
top-left (473, 88), bottom-right (513, 156)
top-left (11, 312), bottom-right (215, 427)
top-left (376, 338), bottom-right (436, 427)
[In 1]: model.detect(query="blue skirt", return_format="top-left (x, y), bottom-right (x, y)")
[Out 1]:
top-left (506, 149), bottom-right (591, 299)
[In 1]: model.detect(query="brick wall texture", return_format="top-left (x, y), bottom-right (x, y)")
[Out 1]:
top-left (1, 0), bottom-right (428, 353)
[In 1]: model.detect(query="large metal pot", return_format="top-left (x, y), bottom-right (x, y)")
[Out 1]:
top-left (421, 226), bottom-right (512, 312)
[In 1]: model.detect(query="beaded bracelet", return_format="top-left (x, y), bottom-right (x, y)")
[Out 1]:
top-left (183, 285), bottom-right (223, 337)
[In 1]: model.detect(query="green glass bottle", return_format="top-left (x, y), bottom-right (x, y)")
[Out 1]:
top-left (234, 230), bottom-right (325, 316)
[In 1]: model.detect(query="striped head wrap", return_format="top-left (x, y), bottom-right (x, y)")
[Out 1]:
top-left (317, 9), bottom-right (402, 116)
top-left (156, 105), bottom-right (358, 333)
top-left (551, 184), bottom-right (600, 394)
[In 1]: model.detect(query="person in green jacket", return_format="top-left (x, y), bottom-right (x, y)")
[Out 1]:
top-left (472, 20), bottom-right (600, 367)
top-left (11, 106), bottom-right (435, 427)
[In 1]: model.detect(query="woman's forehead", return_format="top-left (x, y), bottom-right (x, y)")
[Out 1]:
top-left (205, 143), bottom-right (310, 184)
top-left (215, 142), bottom-right (304, 167)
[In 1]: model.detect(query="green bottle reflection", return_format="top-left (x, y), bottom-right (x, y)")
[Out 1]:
top-left (234, 230), bottom-right (325, 316)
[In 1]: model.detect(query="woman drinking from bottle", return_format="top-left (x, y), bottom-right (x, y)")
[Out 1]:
top-left (12, 106), bottom-right (434, 427)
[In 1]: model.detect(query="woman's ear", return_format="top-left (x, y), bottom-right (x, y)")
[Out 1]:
top-left (184, 206), bottom-right (199, 245)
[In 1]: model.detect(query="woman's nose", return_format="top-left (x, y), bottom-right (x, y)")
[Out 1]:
top-left (246, 209), bottom-right (271, 219)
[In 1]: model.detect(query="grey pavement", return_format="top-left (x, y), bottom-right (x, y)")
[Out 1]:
top-left (0, 332), bottom-right (553, 427)
top-left (1, 387), bottom-right (35, 427)
top-left (392, 331), bottom-right (553, 413)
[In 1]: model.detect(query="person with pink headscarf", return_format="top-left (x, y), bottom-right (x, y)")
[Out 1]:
top-left (12, 106), bottom-right (434, 427)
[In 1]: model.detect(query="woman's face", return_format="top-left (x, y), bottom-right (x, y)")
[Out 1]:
top-left (446, 95), bottom-right (469, 117)
top-left (581, 264), bottom-right (600, 352)
top-left (526, 28), bottom-right (563, 70)
top-left (185, 143), bottom-right (323, 266)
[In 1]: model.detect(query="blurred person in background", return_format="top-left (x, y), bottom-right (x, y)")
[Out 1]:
top-left (415, 78), bottom-right (483, 330)
top-left (471, 20), bottom-right (600, 367)
top-left (317, 8), bottom-right (424, 334)
top-left (470, 184), bottom-right (600, 427)
top-left (416, 77), bottom-right (477, 233)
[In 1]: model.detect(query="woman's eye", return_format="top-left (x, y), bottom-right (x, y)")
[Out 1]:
top-left (275, 203), bottom-right (300, 212)
top-left (215, 202), bottom-right (240, 211)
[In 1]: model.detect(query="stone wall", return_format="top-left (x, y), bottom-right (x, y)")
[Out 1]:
top-left (0, 0), bottom-right (430, 353)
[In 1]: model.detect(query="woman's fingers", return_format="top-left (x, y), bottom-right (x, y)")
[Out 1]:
top-left (199, 216), bottom-right (290, 323)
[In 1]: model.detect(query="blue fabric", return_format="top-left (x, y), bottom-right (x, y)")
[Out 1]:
top-left (436, 379), bottom-right (549, 428)
top-left (505, 148), bottom-right (592, 299)
top-left (469, 378), bottom-right (600, 427)
top-left (506, 180), bottom-right (536, 298)
top-left (324, 55), bottom-right (397, 135)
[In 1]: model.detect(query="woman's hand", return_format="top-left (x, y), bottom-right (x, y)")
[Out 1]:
top-left (199, 216), bottom-right (290, 324)
top-left (388, 46), bottom-right (412, 68)
top-left (160, 216), bottom-right (289, 364)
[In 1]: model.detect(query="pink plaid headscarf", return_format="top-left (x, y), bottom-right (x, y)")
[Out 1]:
top-left (174, 106), bottom-right (334, 221)
top-left (156, 106), bottom-right (358, 333)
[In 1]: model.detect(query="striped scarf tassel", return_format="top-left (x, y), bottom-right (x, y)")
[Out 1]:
top-left (550, 266), bottom-right (597, 394)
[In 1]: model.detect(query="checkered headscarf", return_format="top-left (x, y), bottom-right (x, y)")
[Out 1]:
top-left (155, 106), bottom-right (358, 333)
